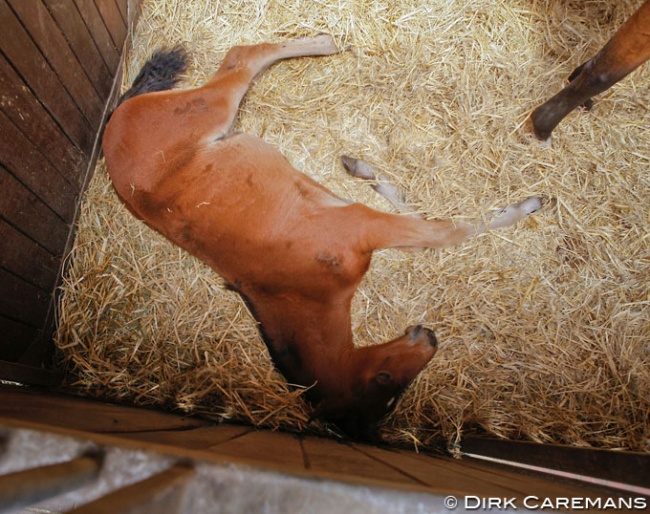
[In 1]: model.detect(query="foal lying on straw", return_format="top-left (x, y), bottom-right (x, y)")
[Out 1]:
top-left (103, 35), bottom-right (543, 438)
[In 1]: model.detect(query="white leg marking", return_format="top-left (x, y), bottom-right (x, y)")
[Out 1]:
top-left (341, 156), bottom-right (421, 217)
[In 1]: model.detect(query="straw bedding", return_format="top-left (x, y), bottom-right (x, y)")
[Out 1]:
top-left (57, 0), bottom-right (649, 452)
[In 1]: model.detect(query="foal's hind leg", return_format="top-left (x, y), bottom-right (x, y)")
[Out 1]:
top-left (341, 156), bottom-right (544, 250)
top-left (351, 194), bottom-right (544, 251)
top-left (199, 36), bottom-right (340, 143)
top-left (341, 156), bottom-right (420, 217)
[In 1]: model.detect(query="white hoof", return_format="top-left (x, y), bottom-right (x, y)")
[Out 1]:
top-left (518, 196), bottom-right (545, 215)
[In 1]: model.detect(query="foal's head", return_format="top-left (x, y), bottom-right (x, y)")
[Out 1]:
top-left (311, 325), bottom-right (438, 439)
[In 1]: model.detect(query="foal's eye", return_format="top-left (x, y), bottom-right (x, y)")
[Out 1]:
top-left (375, 371), bottom-right (393, 385)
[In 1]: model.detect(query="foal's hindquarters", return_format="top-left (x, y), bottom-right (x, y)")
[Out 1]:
top-left (103, 35), bottom-right (543, 438)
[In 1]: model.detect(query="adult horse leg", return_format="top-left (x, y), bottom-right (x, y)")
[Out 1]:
top-left (529, 0), bottom-right (650, 141)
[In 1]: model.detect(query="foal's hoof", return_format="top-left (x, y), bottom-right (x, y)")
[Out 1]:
top-left (519, 196), bottom-right (546, 215)
top-left (491, 196), bottom-right (545, 219)
top-left (341, 155), bottom-right (376, 180)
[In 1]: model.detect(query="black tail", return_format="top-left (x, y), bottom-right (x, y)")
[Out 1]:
top-left (116, 46), bottom-right (189, 107)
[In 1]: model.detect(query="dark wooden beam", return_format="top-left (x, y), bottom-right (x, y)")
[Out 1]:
top-left (0, 361), bottom-right (62, 387)
top-left (462, 437), bottom-right (650, 491)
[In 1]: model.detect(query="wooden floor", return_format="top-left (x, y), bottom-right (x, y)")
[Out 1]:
top-left (0, 385), bottom-right (640, 513)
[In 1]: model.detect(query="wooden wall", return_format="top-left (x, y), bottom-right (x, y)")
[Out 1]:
top-left (0, 0), bottom-right (136, 385)
top-left (1, 385), bottom-right (643, 511)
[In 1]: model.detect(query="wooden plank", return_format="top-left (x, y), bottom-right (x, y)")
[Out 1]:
top-left (115, 0), bottom-right (128, 22)
top-left (0, 0), bottom-right (93, 153)
top-left (462, 437), bottom-right (650, 491)
top-left (0, 54), bottom-right (85, 187)
top-left (67, 464), bottom-right (194, 514)
top-left (0, 165), bottom-right (70, 256)
top-left (0, 111), bottom-right (78, 222)
top-left (8, 0), bottom-right (104, 129)
top-left (349, 444), bottom-right (520, 497)
top-left (0, 270), bottom-right (50, 327)
top-left (432, 453), bottom-right (616, 500)
top-left (0, 455), bottom-right (101, 512)
top-left (13, 321), bottom-right (57, 369)
top-left (0, 415), bottom-right (426, 498)
top-left (0, 219), bottom-right (59, 291)
top-left (0, 317), bottom-right (40, 362)
top-left (43, 0), bottom-right (114, 99)
top-left (73, 0), bottom-right (121, 72)
top-left (122, 424), bottom-right (254, 450)
top-left (357, 445), bottom-right (626, 503)
top-left (300, 436), bottom-right (417, 485)
top-left (94, 0), bottom-right (128, 52)
top-left (3, 411), bottom-right (628, 506)
top-left (0, 386), bottom-right (210, 433)
top-left (209, 429), bottom-right (307, 473)
top-left (0, 253), bottom-right (56, 369)
top-left (0, 360), bottom-right (62, 386)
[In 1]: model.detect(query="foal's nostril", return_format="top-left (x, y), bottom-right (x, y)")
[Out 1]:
top-left (406, 325), bottom-right (437, 348)
top-left (426, 329), bottom-right (438, 348)
top-left (406, 325), bottom-right (423, 340)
